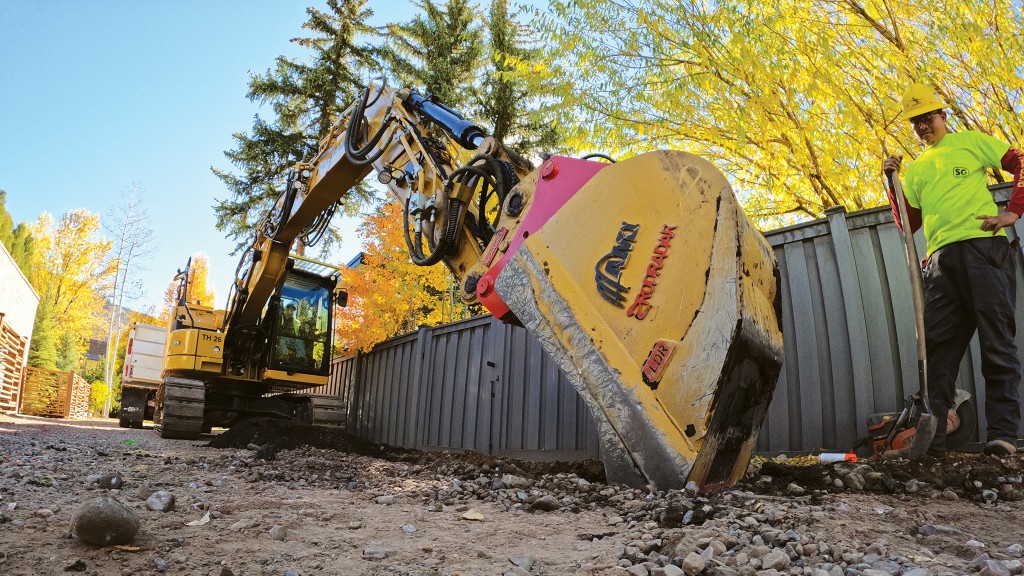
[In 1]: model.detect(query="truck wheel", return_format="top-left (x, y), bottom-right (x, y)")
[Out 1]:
top-left (119, 416), bottom-right (131, 429)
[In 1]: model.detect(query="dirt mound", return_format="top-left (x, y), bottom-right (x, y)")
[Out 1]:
top-left (206, 417), bottom-right (607, 482)
top-left (747, 451), bottom-right (1024, 499)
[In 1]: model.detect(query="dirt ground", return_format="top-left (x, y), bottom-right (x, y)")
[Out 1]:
top-left (1, 414), bottom-right (1023, 576)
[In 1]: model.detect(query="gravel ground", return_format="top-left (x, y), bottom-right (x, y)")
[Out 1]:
top-left (1, 413), bottom-right (1023, 576)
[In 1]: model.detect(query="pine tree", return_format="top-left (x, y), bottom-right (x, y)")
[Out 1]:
top-left (28, 287), bottom-right (58, 370)
top-left (56, 332), bottom-right (80, 372)
top-left (212, 0), bottom-right (385, 253)
top-left (0, 190), bottom-right (12, 246)
top-left (0, 190), bottom-right (34, 276)
top-left (386, 0), bottom-right (484, 109)
top-left (476, 0), bottom-right (559, 155)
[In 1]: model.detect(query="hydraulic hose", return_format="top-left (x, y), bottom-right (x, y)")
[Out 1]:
top-left (403, 196), bottom-right (464, 266)
top-left (344, 87), bottom-right (397, 166)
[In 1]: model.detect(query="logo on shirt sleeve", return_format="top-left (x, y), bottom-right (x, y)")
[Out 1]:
top-left (953, 167), bottom-right (968, 178)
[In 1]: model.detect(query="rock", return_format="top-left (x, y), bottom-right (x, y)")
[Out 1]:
top-left (919, 524), bottom-right (973, 539)
top-left (501, 474), bottom-right (530, 488)
top-left (269, 525), bottom-right (287, 541)
top-left (683, 481), bottom-right (699, 496)
top-left (509, 555), bottom-right (535, 570)
top-left (33, 508), bottom-right (53, 518)
top-left (88, 471), bottom-right (123, 487)
top-left (374, 495), bottom-right (396, 505)
top-left (401, 523), bottom-right (417, 533)
top-left (530, 495), bottom-right (560, 511)
top-left (982, 490), bottom-right (999, 503)
top-left (845, 473), bottom-right (865, 491)
top-left (762, 550), bottom-right (790, 571)
top-left (348, 521), bottom-right (363, 529)
top-left (363, 545), bottom-right (387, 560)
top-left (154, 557), bottom-right (168, 572)
top-left (654, 565), bottom-right (685, 576)
top-left (136, 483), bottom-right (157, 500)
top-left (64, 559), bottom-right (87, 572)
top-left (71, 497), bottom-right (140, 546)
top-left (283, 571), bottom-right (300, 576)
top-left (979, 560), bottom-right (1012, 576)
top-left (229, 518), bottom-right (257, 531)
top-left (786, 483), bottom-right (805, 496)
top-left (705, 539), bottom-right (727, 556)
top-left (146, 491), bottom-right (176, 512)
top-left (461, 509), bottom-right (485, 521)
top-left (682, 552), bottom-right (705, 575)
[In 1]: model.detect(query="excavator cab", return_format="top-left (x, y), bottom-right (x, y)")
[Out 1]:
top-left (267, 270), bottom-right (333, 375)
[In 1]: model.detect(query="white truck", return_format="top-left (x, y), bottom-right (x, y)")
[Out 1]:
top-left (120, 322), bottom-right (166, 428)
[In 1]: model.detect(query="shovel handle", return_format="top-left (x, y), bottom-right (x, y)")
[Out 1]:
top-left (887, 172), bottom-right (932, 414)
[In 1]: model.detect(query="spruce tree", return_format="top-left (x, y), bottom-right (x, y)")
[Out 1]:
top-left (386, 0), bottom-right (484, 109)
top-left (56, 332), bottom-right (80, 372)
top-left (28, 287), bottom-right (58, 370)
top-left (212, 0), bottom-right (385, 253)
top-left (476, 0), bottom-right (559, 155)
top-left (0, 190), bottom-right (12, 246)
top-left (0, 191), bottom-right (35, 278)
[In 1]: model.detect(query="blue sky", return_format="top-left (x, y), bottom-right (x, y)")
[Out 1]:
top-left (0, 1), bottom-right (414, 312)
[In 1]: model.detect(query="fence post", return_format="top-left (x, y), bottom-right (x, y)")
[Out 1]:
top-left (487, 316), bottom-right (508, 455)
top-left (63, 370), bottom-right (74, 418)
top-left (347, 350), bottom-right (363, 434)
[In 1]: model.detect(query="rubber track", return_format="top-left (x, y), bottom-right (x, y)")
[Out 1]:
top-left (158, 377), bottom-right (205, 439)
top-left (310, 395), bottom-right (347, 429)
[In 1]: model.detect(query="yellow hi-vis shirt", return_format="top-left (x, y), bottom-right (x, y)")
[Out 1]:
top-left (904, 131), bottom-right (1009, 256)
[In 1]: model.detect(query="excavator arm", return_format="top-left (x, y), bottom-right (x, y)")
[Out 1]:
top-left (210, 82), bottom-right (782, 491)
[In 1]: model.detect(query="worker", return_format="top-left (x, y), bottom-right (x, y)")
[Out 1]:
top-left (883, 82), bottom-right (1024, 457)
top-left (279, 303), bottom-right (299, 337)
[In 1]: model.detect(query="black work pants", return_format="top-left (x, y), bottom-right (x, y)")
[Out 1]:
top-left (923, 236), bottom-right (1022, 450)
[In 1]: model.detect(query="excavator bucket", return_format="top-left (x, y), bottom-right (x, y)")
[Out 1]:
top-left (489, 151), bottom-right (783, 492)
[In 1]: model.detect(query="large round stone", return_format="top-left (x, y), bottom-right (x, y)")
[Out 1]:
top-left (71, 497), bottom-right (140, 546)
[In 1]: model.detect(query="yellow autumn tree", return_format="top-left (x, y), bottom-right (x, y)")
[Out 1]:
top-left (334, 201), bottom-right (463, 353)
top-left (31, 210), bottom-right (116, 356)
top-left (533, 0), bottom-right (1024, 225)
top-left (157, 252), bottom-right (217, 324)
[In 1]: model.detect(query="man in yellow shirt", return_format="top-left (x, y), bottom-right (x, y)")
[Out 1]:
top-left (884, 83), bottom-right (1024, 457)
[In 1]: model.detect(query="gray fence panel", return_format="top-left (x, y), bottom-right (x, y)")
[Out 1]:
top-left (351, 332), bottom-right (420, 445)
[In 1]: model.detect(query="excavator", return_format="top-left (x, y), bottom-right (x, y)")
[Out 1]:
top-left (155, 82), bottom-right (783, 492)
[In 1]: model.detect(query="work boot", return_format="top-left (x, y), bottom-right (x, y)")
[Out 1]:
top-left (881, 446), bottom-right (910, 460)
top-left (984, 439), bottom-right (1018, 455)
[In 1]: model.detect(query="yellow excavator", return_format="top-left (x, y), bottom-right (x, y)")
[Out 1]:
top-left (156, 82), bottom-right (783, 491)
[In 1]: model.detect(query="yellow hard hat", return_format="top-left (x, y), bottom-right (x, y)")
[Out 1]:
top-left (900, 83), bottom-right (946, 120)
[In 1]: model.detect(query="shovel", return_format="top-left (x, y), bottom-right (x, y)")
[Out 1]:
top-left (883, 168), bottom-right (939, 459)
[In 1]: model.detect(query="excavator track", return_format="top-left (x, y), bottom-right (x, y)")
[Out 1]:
top-left (310, 394), bottom-right (346, 429)
top-left (156, 377), bottom-right (206, 439)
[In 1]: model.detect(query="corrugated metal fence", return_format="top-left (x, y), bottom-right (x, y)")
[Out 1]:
top-left (329, 183), bottom-right (1024, 456)
top-left (327, 316), bottom-right (599, 460)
